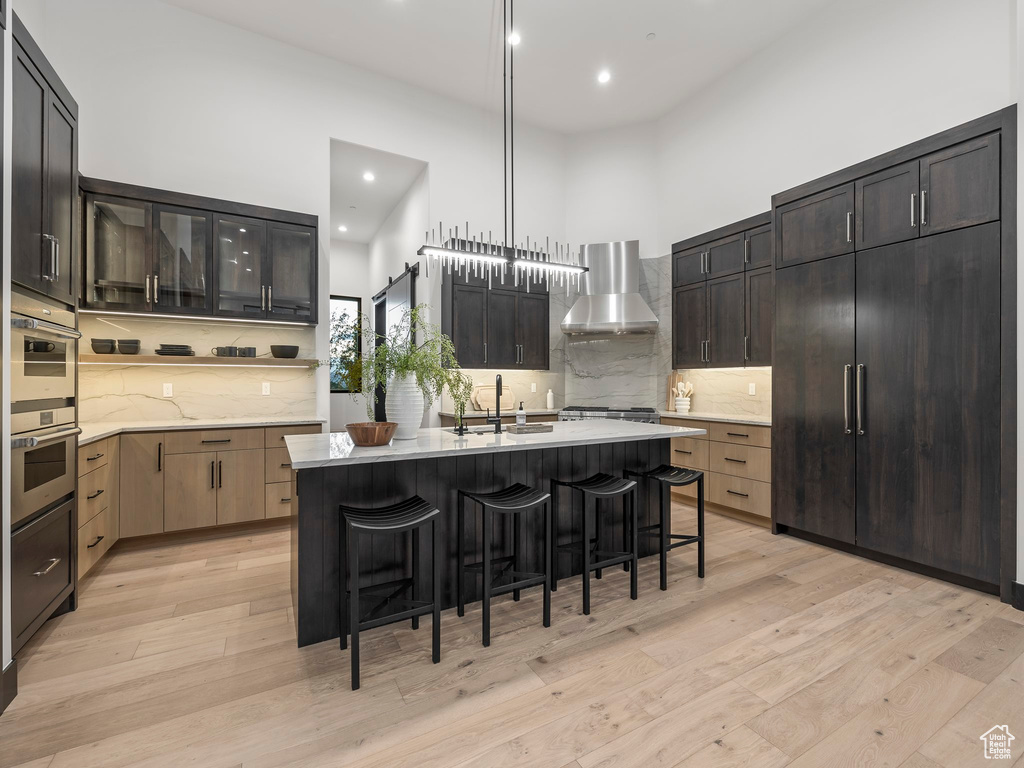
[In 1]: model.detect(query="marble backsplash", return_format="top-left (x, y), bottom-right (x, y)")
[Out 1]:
top-left (671, 367), bottom-right (772, 418)
top-left (79, 314), bottom-right (318, 423)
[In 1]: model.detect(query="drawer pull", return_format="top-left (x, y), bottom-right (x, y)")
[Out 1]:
top-left (86, 489), bottom-right (105, 500)
top-left (280, 497), bottom-right (292, 503)
top-left (674, 449), bottom-right (692, 455)
top-left (280, 463), bottom-right (291, 468)
top-left (726, 489), bottom-right (749, 498)
top-left (726, 432), bottom-right (749, 438)
top-left (33, 558), bottom-right (61, 576)
top-left (86, 452), bottom-right (105, 461)
top-left (723, 457), bottom-right (747, 464)
top-left (201, 439), bottom-right (232, 444)
top-left (87, 535), bottom-right (105, 549)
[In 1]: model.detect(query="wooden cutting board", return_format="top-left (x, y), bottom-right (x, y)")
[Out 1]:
top-left (475, 384), bottom-right (516, 412)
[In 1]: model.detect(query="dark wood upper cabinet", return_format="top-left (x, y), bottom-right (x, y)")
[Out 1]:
top-left (773, 253), bottom-right (857, 544)
top-left (920, 133), bottom-right (1000, 236)
top-left (744, 224), bottom-right (772, 270)
top-left (856, 160), bottom-right (920, 250)
top-left (83, 194), bottom-right (152, 312)
top-left (672, 283), bottom-right (706, 369)
top-left (12, 35), bottom-right (77, 305)
top-left (517, 292), bottom-right (550, 370)
top-left (707, 273), bottom-right (744, 366)
top-left (745, 268), bottom-right (772, 366)
top-left (854, 224), bottom-right (1000, 584)
top-left (450, 284), bottom-right (486, 369)
top-left (213, 215), bottom-right (266, 319)
top-left (706, 233), bottom-right (745, 278)
top-left (153, 204), bottom-right (211, 314)
top-left (776, 183), bottom-right (855, 268)
top-left (485, 289), bottom-right (518, 368)
top-left (267, 222), bottom-right (317, 322)
top-left (672, 246), bottom-right (704, 287)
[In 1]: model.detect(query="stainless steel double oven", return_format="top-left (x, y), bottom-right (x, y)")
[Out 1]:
top-left (11, 290), bottom-right (81, 528)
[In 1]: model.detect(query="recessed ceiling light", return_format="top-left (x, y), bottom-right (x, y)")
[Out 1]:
top-left (242, 251), bottom-right (249, 255)
top-left (239, 228), bottom-right (246, 233)
top-left (508, 30), bottom-right (521, 46)
top-left (338, 225), bottom-right (348, 232)
top-left (597, 69), bottom-right (611, 84)
top-left (363, 171), bottom-right (375, 182)
top-left (646, 32), bottom-right (656, 41)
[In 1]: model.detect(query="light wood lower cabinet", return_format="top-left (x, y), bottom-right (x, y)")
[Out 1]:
top-left (265, 447), bottom-right (293, 484)
top-left (265, 481), bottom-right (294, 519)
top-left (120, 432), bottom-right (165, 537)
top-left (217, 449), bottom-right (266, 525)
top-left (164, 452), bottom-right (218, 532)
top-left (77, 435), bottom-right (121, 579)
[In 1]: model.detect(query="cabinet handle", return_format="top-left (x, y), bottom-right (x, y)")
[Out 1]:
top-left (33, 558), bottom-right (61, 576)
top-left (280, 462), bottom-right (291, 468)
top-left (87, 536), bottom-right (105, 549)
top-left (158, 442), bottom-right (163, 471)
top-left (87, 452), bottom-right (105, 461)
top-left (910, 193), bottom-right (916, 227)
top-left (86, 489), bottom-right (105, 500)
top-left (726, 432), bottom-right (749, 438)
top-left (674, 449), bottom-right (692, 455)
top-left (201, 439), bottom-right (232, 444)
top-left (280, 497), bottom-right (292, 503)
top-left (211, 460), bottom-right (216, 489)
top-left (920, 190), bottom-right (927, 225)
top-left (744, 239), bottom-right (750, 264)
top-left (483, 342), bottom-right (487, 365)
top-left (268, 285), bottom-right (273, 310)
top-left (53, 237), bottom-right (60, 280)
top-left (846, 212), bottom-right (852, 243)
top-left (723, 457), bottom-right (747, 464)
top-left (153, 274), bottom-right (159, 304)
top-left (856, 364), bottom-right (865, 435)
top-left (726, 489), bottom-right (749, 498)
top-left (218, 460), bottom-right (223, 488)
top-left (41, 235), bottom-right (54, 280)
top-left (744, 335), bottom-right (749, 361)
top-left (261, 285), bottom-right (266, 311)
top-left (843, 364), bottom-right (852, 435)
top-left (145, 275), bottom-right (151, 303)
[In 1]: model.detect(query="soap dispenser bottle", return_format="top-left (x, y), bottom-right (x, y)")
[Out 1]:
top-left (546, 388), bottom-right (554, 410)
top-left (517, 401), bottom-right (526, 427)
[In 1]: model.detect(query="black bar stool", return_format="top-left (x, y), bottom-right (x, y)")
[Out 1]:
top-left (340, 496), bottom-right (441, 690)
top-left (550, 473), bottom-right (638, 615)
top-left (457, 483), bottom-right (551, 647)
top-left (625, 465), bottom-right (705, 590)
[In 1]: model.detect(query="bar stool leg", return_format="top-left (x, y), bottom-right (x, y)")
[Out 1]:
top-left (542, 501), bottom-right (551, 628)
top-left (549, 480), bottom-right (559, 593)
top-left (457, 491), bottom-right (465, 618)
top-left (629, 487), bottom-right (639, 600)
top-left (513, 510), bottom-right (522, 601)
top-left (339, 518), bottom-right (347, 651)
top-left (659, 480), bottom-right (668, 591)
top-left (432, 519), bottom-right (441, 664)
top-left (411, 527), bottom-right (420, 630)
top-left (622, 483), bottom-right (631, 573)
top-left (582, 490), bottom-right (592, 616)
top-left (697, 476), bottom-right (705, 579)
top-left (349, 525), bottom-right (361, 691)
top-left (482, 504), bottom-right (492, 647)
top-left (594, 497), bottom-right (603, 581)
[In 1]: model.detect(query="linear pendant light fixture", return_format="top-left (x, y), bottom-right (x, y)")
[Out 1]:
top-left (418, 0), bottom-right (587, 292)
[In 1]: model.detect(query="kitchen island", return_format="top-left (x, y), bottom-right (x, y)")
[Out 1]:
top-left (286, 420), bottom-right (704, 646)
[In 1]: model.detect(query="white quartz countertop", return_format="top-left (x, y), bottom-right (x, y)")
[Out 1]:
top-left (658, 411), bottom-right (771, 427)
top-left (286, 420), bottom-right (705, 469)
top-left (79, 417), bottom-right (326, 445)
top-left (436, 408), bottom-right (560, 418)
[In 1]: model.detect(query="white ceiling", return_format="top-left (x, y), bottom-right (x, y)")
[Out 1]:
top-left (160, 0), bottom-right (842, 134)
top-left (330, 140), bottom-right (427, 244)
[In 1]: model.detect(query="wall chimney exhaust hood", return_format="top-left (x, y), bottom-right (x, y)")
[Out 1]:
top-left (560, 240), bottom-right (659, 335)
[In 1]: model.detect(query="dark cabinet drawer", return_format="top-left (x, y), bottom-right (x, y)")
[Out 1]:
top-left (856, 160), bottom-right (920, 250)
top-left (673, 247), bottom-right (704, 287)
top-left (776, 183), bottom-right (855, 268)
top-left (706, 233), bottom-right (745, 278)
top-left (920, 133), bottom-right (1000, 236)
top-left (12, 499), bottom-right (74, 649)
top-left (745, 224), bottom-right (772, 270)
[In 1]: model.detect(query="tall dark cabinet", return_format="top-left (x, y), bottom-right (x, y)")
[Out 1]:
top-left (671, 212), bottom-right (772, 369)
top-left (11, 14), bottom-right (77, 306)
top-left (772, 108), bottom-right (1015, 596)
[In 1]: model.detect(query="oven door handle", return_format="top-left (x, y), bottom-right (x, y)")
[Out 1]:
top-left (12, 317), bottom-right (83, 340)
top-left (11, 426), bottom-right (82, 449)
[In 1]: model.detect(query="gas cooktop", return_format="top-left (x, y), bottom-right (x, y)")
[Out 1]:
top-left (557, 405), bottom-right (659, 423)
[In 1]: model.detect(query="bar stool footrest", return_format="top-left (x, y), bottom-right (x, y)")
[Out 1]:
top-left (359, 600), bottom-right (435, 631)
top-left (491, 571), bottom-right (547, 596)
top-left (464, 555), bottom-right (516, 572)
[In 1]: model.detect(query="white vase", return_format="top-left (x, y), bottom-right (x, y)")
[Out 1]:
top-left (387, 373), bottom-right (425, 440)
top-left (675, 396), bottom-right (691, 415)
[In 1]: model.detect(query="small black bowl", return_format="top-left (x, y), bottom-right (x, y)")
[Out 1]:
top-left (271, 345), bottom-right (299, 359)
top-left (91, 338), bottom-right (115, 354)
top-left (117, 339), bottom-right (141, 355)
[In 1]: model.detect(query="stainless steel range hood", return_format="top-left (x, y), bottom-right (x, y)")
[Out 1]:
top-left (560, 240), bottom-right (659, 335)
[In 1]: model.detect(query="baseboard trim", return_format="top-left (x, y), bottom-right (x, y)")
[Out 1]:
top-left (1, 659), bottom-right (17, 716)
top-left (1012, 581), bottom-right (1024, 611)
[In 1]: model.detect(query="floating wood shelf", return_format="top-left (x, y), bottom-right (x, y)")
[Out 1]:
top-left (79, 354), bottom-right (316, 367)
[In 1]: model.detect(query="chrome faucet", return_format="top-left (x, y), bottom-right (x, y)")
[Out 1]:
top-left (486, 374), bottom-right (503, 433)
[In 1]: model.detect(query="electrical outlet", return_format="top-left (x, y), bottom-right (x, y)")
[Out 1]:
top-left (748, 383), bottom-right (756, 396)
top-left (531, 382), bottom-right (537, 393)
top-left (163, 383), bottom-right (173, 397)
top-left (262, 382), bottom-right (271, 396)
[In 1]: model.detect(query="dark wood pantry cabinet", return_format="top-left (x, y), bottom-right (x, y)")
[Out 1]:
top-left (80, 177), bottom-right (319, 324)
top-left (671, 211), bottom-right (772, 370)
top-left (771, 107), bottom-right (1015, 597)
top-left (11, 14), bottom-right (77, 306)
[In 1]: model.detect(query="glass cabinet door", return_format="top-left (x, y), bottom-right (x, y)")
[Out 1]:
top-left (154, 206), bottom-right (211, 313)
top-left (84, 195), bottom-right (152, 310)
top-left (268, 223), bottom-right (316, 321)
top-left (214, 216), bottom-right (266, 317)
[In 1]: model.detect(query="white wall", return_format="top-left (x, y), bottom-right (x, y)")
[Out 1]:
top-left (328, 239), bottom-right (371, 430)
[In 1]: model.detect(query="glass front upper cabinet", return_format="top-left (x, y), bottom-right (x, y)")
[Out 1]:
top-left (214, 216), bottom-right (267, 318)
top-left (268, 223), bottom-right (316, 321)
top-left (154, 206), bottom-right (212, 313)
top-left (84, 195), bottom-right (152, 311)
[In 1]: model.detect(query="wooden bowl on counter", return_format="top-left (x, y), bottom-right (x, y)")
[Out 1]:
top-left (345, 422), bottom-right (397, 447)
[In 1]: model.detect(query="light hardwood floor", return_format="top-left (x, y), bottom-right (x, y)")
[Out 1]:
top-left (4, 504), bottom-right (1024, 768)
